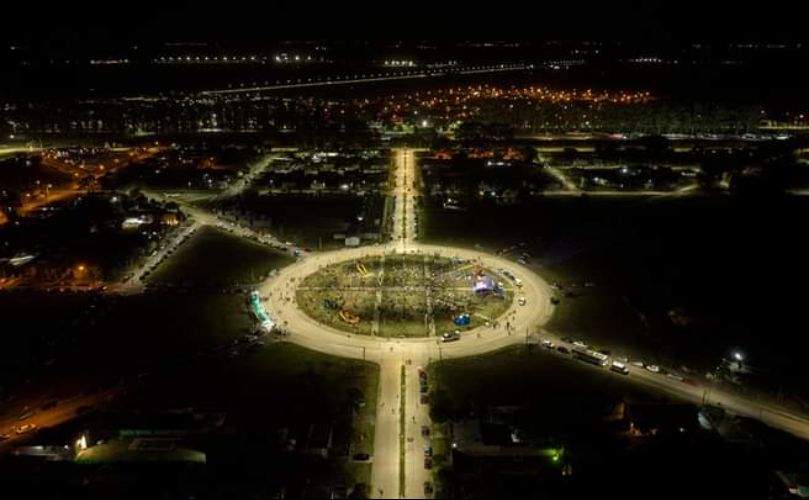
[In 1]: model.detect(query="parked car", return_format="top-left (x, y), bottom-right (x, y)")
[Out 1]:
top-left (441, 331), bottom-right (460, 342)
top-left (542, 340), bottom-right (555, 349)
top-left (424, 456), bottom-right (433, 469)
top-left (610, 361), bottom-right (630, 375)
top-left (352, 453), bottom-right (371, 462)
top-left (556, 346), bottom-right (570, 354)
top-left (421, 425), bottom-right (430, 438)
top-left (15, 423), bottom-right (36, 435)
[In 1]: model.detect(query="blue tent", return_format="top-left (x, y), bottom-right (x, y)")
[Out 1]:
top-left (453, 314), bottom-right (471, 326)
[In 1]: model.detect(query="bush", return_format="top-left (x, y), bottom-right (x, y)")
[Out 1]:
top-left (429, 388), bottom-right (453, 423)
top-left (349, 482), bottom-right (369, 498)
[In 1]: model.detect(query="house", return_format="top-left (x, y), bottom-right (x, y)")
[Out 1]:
top-left (624, 403), bottom-right (699, 437)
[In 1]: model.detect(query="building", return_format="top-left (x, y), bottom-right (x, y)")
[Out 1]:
top-left (624, 403), bottom-right (699, 437)
top-left (451, 418), bottom-right (563, 461)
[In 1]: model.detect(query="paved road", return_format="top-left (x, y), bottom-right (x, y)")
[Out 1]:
top-left (216, 152), bottom-right (277, 199)
top-left (115, 178), bottom-right (302, 294)
top-left (6, 147), bottom-right (809, 495)
top-left (0, 389), bottom-right (119, 451)
top-left (260, 149), bottom-right (555, 498)
top-left (259, 147), bottom-right (809, 498)
top-left (200, 64), bottom-right (530, 96)
top-left (113, 220), bottom-right (202, 294)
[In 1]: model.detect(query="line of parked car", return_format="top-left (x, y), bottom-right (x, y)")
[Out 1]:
top-left (539, 336), bottom-right (691, 384)
top-left (418, 367), bottom-right (429, 404)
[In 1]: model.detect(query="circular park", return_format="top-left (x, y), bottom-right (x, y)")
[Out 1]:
top-left (295, 253), bottom-right (516, 338)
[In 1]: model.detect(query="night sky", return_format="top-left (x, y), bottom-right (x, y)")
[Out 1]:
top-left (1, 0), bottom-right (806, 47)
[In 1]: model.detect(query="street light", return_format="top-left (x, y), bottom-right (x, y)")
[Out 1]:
top-left (75, 434), bottom-right (88, 452)
top-left (732, 350), bottom-right (744, 362)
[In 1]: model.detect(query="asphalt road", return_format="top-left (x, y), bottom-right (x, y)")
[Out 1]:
top-left (259, 148), bottom-right (809, 498)
top-left (0, 389), bottom-right (119, 451)
top-left (261, 149), bottom-right (555, 498)
top-left (200, 64), bottom-right (529, 96)
top-left (4, 147), bottom-right (809, 497)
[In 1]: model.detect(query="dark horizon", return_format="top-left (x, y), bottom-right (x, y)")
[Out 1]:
top-left (3, 0), bottom-right (808, 47)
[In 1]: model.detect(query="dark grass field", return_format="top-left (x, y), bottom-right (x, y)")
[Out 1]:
top-left (214, 193), bottom-right (387, 250)
top-left (147, 226), bottom-right (293, 286)
top-left (421, 193), bottom-right (809, 400)
top-left (427, 345), bottom-right (776, 499)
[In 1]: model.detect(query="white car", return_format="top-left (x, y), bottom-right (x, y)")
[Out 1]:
top-left (518, 296), bottom-right (527, 306)
top-left (645, 364), bottom-right (660, 373)
top-left (610, 361), bottom-right (630, 375)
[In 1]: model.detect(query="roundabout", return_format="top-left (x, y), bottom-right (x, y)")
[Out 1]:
top-left (143, 149), bottom-right (809, 499)
top-left (257, 149), bottom-right (556, 499)
top-left (252, 148), bottom-right (809, 498)
top-left (261, 242), bottom-right (555, 359)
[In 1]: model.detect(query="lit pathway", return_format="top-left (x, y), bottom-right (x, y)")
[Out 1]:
top-left (259, 148), bottom-right (809, 499)
top-left (261, 149), bottom-right (554, 498)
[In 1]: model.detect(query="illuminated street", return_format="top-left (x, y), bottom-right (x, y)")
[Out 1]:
top-left (3, 11), bottom-right (809, 497)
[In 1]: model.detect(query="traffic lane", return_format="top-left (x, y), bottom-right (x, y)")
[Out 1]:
top-left (0, 389), bottom-right (118, 450)
top-left (264, 242), bottom-right (553, 356)
top-left (371, 356), bottom-right (402, 498)
top-left (527, 343), bottom-right (809, 442)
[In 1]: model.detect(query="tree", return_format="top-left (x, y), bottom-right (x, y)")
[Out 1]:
top-left (638, 135), bottom-right (671, 158)
top-left (428, 389), bottom-right (454, 423)
top-left (518, 145), bottom-right (538, 163)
